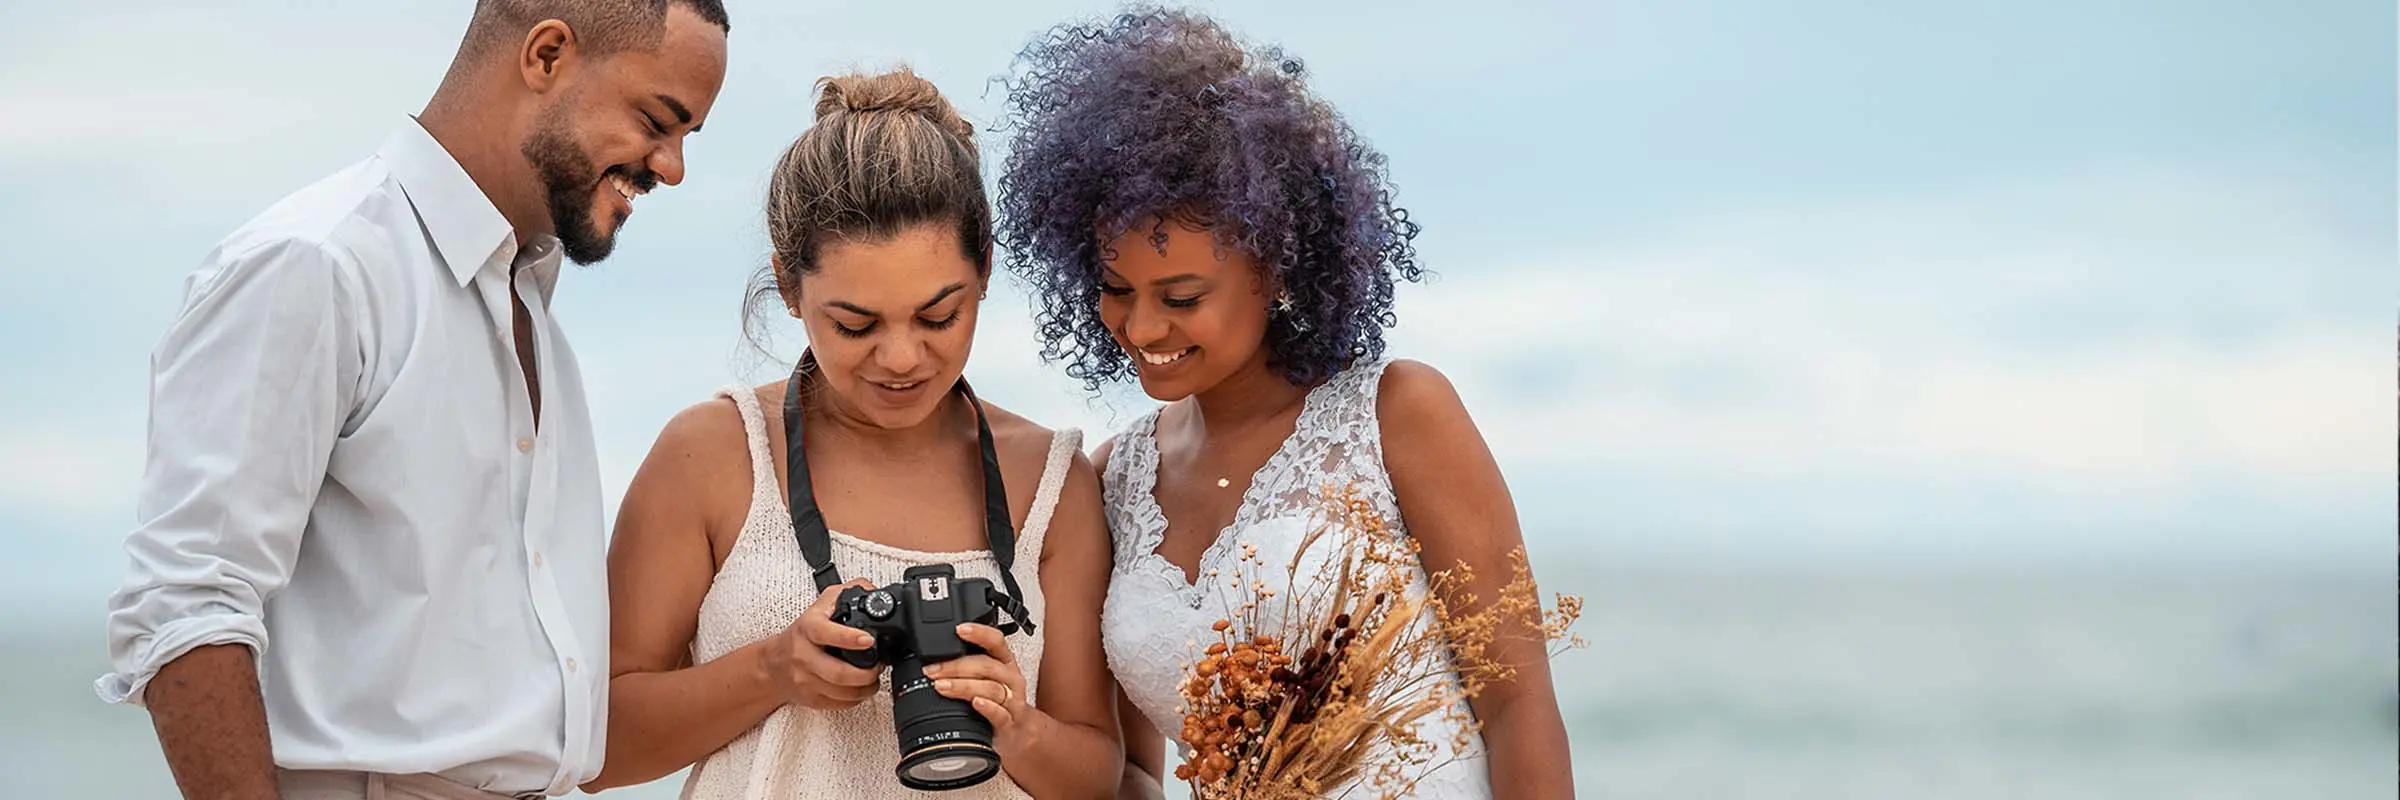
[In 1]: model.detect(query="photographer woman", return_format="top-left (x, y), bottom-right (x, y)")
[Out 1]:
top-left (584, 69), bottom-right (1121, 799)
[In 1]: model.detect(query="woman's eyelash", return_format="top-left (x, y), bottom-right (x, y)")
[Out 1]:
top-left (833, 321), bottom-right (875, 338)
top-left (1098, 283), bottom-right (1202, 308)
top-left (921, 313), bottom-right (960, 330)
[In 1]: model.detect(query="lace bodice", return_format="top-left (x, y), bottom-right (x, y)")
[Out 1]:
top-left (1098, 359), bottom-right (1491, 797)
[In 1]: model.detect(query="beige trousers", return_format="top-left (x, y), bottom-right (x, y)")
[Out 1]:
top-left (275, 769), bottom-right (538, 800)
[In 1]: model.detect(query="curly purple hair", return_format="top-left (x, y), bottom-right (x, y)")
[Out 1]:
top-left (995, 6), bottom-right (1424, 391)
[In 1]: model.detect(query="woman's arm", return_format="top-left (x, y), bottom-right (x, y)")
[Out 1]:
top-left (1087, 438), bottom-right (1170, 800)
top-left (936, 450), bottom-right (1125, 799)
top-left (1115, 683), bottom-right (1169, 800)
top-left (583, 400), bottom-right (882, 790)
top-left (1379, 360), bottom-right (1575, 799)
top-left (1010, 450), bottom-right (1128, 799)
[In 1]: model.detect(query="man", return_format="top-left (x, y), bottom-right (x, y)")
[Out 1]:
top-left (96, 3), bottom-right (728, 798)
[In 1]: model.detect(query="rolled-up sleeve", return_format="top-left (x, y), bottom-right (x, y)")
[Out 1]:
top-left (96, 237), bottom-right (357, 706)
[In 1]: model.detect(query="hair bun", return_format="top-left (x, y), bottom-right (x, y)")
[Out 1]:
top-left (813, 68), bottom-right (975, 145)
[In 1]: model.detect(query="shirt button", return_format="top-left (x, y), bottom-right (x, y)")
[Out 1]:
top-left (516, 437), bottom-right (534, 453)
top-left (565, 658), bottom-right (579, 673)
top-left (531, 552), bottom-right (545, 568)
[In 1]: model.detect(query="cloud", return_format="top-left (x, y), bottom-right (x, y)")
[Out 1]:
top-left (0, 428), bottom-right (140, 526)
top-left (7, 161), bottom-right (2388, 574)
top-left (1386, 165), bottom-right (2392, 553)
top-left (0, 5), bottom-right (452, 165)
top-left (1, 0), bottom-right (2388, 583)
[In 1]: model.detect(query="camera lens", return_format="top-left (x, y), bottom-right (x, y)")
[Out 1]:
top-left (888, 656), bottom-right (1000, 791)
top-left (914, 754), bottom-right (986, 779)
top-left (899, 744), bottom-right (1000, 788)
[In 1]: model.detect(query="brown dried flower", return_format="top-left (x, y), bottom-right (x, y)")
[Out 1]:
top-left (1172, 483), bottom-right (1584, 798)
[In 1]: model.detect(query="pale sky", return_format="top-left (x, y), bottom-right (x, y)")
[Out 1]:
top-left (0, 0), bottom-right (2392, 621)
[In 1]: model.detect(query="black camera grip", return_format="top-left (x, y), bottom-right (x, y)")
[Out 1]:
top-left (825, 586), bottom-right (883, 669)
top-left (829, 644), bottom-right (880, 670)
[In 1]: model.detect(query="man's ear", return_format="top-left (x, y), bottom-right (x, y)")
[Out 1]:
top-left (518, 19), bottom-right (578, 93)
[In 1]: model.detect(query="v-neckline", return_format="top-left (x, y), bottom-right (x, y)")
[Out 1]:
top-left (1135, 375), bottom-right (1339, 595)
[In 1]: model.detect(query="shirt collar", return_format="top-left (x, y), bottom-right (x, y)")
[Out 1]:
top-left (513, 238), bottom-right (565, 304)
top-left (377, 116), bottom-right (564, 292)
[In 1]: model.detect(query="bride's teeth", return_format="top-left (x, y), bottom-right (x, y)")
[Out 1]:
top-left (1139, 347), bottom-right (1190, 365)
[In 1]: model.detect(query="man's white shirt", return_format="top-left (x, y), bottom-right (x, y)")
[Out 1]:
top-left (98, 118), bottom-right (609, 797)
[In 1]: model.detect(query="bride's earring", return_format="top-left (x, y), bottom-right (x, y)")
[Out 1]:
top-left (1274, 291), bottom-right (1309, 332)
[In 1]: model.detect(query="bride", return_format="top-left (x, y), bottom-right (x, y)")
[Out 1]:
top-left (994, 8), bottom-right (1574, 798)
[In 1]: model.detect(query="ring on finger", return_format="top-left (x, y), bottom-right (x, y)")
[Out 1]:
top-left (1001, 684), bottom-right (1013, 705)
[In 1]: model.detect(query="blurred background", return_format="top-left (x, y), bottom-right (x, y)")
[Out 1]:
top-left (1, 0), bottom-right (2392, 797)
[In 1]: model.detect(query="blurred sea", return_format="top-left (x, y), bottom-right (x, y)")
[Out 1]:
top-left (6, 560), bottom-right (2390, 799)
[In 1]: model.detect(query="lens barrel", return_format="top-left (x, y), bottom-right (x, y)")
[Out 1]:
top-left (888, 655), bottom-right (1000, 790)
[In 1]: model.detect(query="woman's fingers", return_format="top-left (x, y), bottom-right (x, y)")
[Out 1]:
top-left (798, 580), bottom-right (880, 651)
top-left (928, 651), bottom-right (1027, 728)
top-left (925, 654), bottom-right (1017, 689)
top-left (801, 678), bottom-right (880, 708)
top-left (952, 623), bottom-right (1016, 664)
top-left (766, 578), bottom-right (888, 710)
top-left (799, 647), bottom-right (882, 688)
top-left (932, 676), bottom-right (1018, 727)
top-left (970, 695), bottom-right (1016, 728)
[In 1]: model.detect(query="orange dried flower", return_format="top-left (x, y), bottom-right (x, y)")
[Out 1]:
top-left (1171, 482), bottom-right (1584, 799)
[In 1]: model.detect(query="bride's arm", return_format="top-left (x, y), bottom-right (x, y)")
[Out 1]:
top-left (1115, 684), bottom-right (1169, 800)
top-left (1380, 360), bottom-right (1576, 799)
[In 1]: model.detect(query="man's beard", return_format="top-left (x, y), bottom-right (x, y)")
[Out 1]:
top-left (520, 110), bottom-right (651, 265)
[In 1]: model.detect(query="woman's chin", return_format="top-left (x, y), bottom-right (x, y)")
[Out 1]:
top-left (845, 393), bottom-right (944, 430)
top-left (1131, 351), bottom-right (1208, 401)
top-left (1136, 381), bottom-right (1189, 403)
top-left (1131, 368), bottom-right (1194, 402)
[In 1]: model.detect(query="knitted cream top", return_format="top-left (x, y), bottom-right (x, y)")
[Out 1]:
top-left (679, 385), bottom-right (1078, 799)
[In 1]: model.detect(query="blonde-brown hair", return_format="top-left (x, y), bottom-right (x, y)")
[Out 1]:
top-left (747, 68), bottom-right (989, 344)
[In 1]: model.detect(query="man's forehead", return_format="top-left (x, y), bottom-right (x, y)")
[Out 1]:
top-left (610, 24), bottom-right (724, 115)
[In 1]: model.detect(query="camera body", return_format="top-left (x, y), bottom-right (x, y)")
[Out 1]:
top-left (825, 564), bottom-right (1015, 791)
top-left (827, 563), bottom-right (1006, 669)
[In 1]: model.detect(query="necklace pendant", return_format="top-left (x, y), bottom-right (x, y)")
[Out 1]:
top-left (1216, 478), bottom-right (1231, 488)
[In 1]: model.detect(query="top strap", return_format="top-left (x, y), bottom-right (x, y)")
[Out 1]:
top-left (781, 352), bottom-right (1036, 636)
top-left (717, 386), bottom-right (782, 505)
top-left (1015, 428), bottom-right (1084, 565)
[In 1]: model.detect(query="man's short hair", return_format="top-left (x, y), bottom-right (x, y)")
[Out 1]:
top-left (464, 0), bottom-right (729, 60)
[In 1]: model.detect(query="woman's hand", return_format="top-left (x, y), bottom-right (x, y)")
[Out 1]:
top-left (758, 579), bottom-right (886, 710)
top-left (926, 623), bottom-right (1041, 748)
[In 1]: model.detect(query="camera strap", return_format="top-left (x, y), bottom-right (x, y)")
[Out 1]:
top-left (783, 351), bottom-right (1036, 635)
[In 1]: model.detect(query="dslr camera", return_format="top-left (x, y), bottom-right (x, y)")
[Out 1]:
top-left (827, 563), bottom-right (1020, 791)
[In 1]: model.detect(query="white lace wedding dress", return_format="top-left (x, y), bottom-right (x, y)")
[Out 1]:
top-left (1100, 359), bottom-right (1493, 798)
